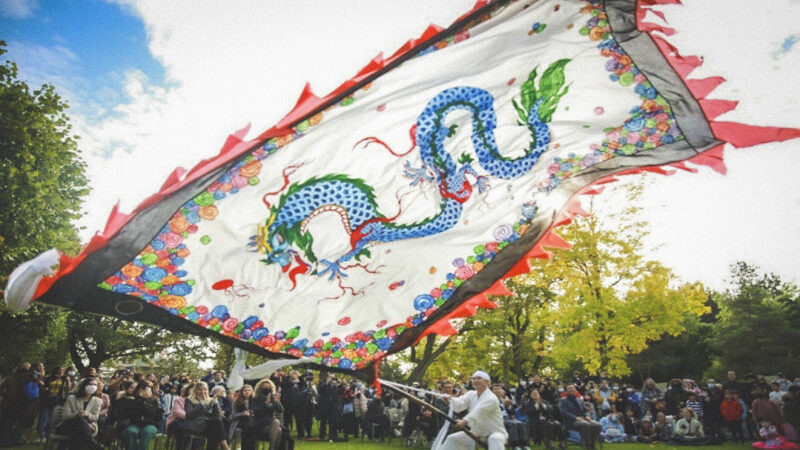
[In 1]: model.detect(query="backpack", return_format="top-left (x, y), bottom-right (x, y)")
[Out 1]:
top-left (23, 381), bottom-right (39, 400)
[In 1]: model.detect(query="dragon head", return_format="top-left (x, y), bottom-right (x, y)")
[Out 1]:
top-left (249, 211), bottom-right (293, 268)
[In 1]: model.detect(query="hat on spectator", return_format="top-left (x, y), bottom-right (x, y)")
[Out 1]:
top-left (472, 370), bottom-right (491, 382)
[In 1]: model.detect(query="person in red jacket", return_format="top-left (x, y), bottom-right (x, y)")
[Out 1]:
top-left (720, 390), bottom-right (744, 443)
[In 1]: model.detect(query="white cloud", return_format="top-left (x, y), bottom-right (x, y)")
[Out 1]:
top-left (4, 41), bottom-right (81, 93)
top-left (0, 0), bottom-right (38, 19)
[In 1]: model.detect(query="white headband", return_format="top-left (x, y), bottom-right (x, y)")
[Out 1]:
top-left (472, 370), bottom-right (491, 382)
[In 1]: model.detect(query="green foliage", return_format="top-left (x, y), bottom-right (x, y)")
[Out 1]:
top-left (426, 276), bottom-right (557, 382)
top-left (0, 302), bottom-right (70, 374)
top-left (0, 42), bottom-right (88, 285)
top-left (712, 261), bottom-right (800, 375)
top-left (626, 312), bottom-right (715, 385)
top-left (544, 189), bottom-right (708, 377)
top-left (0, 42), bottom-right (87, 375)
top-left (66, 311), bottom-right (208, 372)
top-left (408, 181), bottom-right (708, 381)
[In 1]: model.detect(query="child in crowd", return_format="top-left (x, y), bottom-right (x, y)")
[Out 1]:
top-left (685, 392), bottom-right (704, 424)
top-left (638, 417), bottom-right (657, 443)
top-left (752, 420), bottom-right (799, 449)
top-left (622, 408), bottom-right (639, 441)
top-left (721, 389), bottom-right (744, 443)
top-left (654, 412), bottom-right (673, 442)
top-left (599, 412), bottom-right (626, 443)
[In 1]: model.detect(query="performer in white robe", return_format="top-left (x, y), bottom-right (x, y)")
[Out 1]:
top-left (440, 370), bottom-right (508, 450)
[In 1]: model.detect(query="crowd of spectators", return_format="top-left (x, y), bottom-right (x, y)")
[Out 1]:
top-left (1, 362), bottom-right (799, 449)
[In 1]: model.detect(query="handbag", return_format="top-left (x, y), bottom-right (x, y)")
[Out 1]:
top-left (186, 416), bottom-right (208, 434)
top-left (342, 402), bottom-right (354, 414)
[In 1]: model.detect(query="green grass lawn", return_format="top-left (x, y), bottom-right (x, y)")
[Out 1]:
top-left (292, 439), bottom-right (756, 449)
top-left (3, 440), bottom-right (760, 450)
top-left (9, 418), bottom-right (761, 450)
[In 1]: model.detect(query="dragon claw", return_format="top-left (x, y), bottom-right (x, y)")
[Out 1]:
top-left (317, 259), bottom-right (347, 281)
top-left (403, 161), bottom-right (434, 187)
top-left (475, 175), bottom-right (490, 193)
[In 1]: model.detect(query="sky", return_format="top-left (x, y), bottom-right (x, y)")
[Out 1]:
top-left (1, 0), bottom-right (799, 291)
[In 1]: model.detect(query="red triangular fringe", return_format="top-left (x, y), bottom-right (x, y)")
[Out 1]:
top-left (699, 99), bottom-right (738, 120)
top-left (687, 144), bottom-right (726, 174)
top-left (710, 122), bottom-right (800, 148)
top-left (686, 76), bottom-right (725, 99)
top-left (276, 83), bottom-right (322, 130)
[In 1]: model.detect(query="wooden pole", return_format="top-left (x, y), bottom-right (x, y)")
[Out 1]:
top-left (382, 383), bottom-right (488, 448)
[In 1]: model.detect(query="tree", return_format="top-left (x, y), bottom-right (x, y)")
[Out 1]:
top-left (0, 42), bottom-right (88, 375)
top-left (0, 41), bottom-right (88, 284)
top-left (712, 261), bottom-right (800, 375)
top-left (425, 276), bottom-right (557, 382)
top-left (0, 303), bottom-right (70, 373)
top-left (405, 181), bottom-right (708, 381)
top-left (65, 311), bottom-right (205, 371)
top-left (626, 311), bottom-right (714, 385)
top-left (544, 187), bottom-right (708, 376)
top-left (404, 334), bottom-right (456, 383)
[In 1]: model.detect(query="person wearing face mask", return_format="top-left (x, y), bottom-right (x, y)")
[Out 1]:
top-left (540, 377), bottom-right (556, 404)
top-left (701, 379), bottom-right (724, 439)
top-left (65, 366), bottom-right (78, 385)
top-left (279, 370), bottom-right (305, 438)
top-left (120, 381), bottom-right (163, 450)
top-left (299, 372), bottom-right (317, 439)
top-left (664, 378), bottom-right (687, 416)
top-left (515, 378), bottom-right (528, 406)
top-left (559, 384), bottom-right (602, 449)
top-left (623, 386), bottom-right (642, 419)
top-left (593, 379), bottom-right (616, 417)
top-left (523, 388), bottom-right (563, 449)
top-left (55, 377), bottom-right (103, 450)
top-left (612, 384), bottom-right (626, 413)
top-left (241, 378), bottom-right (282, 450)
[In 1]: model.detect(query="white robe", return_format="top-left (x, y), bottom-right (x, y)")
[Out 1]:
top-left (440, 389), bottom-right (507, 450)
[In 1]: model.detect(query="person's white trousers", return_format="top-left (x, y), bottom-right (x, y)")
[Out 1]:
top-left (439, 431), bottom-right (506, 450)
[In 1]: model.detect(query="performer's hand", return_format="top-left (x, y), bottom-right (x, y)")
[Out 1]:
top-left (454, 419), bottom-right (467, 430)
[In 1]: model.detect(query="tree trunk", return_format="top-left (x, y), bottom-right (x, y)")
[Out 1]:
top-left (406, 335), bottom-right (452, 383)
top-left (66, 328), bottom-right (85, 372)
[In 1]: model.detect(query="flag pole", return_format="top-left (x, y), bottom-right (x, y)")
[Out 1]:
top-left (382, 383), bottom-right (488, 448)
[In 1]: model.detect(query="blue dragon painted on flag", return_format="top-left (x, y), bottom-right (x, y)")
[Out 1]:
top-left (250, 59), bottom-right (570, 283)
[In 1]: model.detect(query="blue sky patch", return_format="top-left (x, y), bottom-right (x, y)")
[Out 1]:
top-left (2, 0), bottom-right (165, 117)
